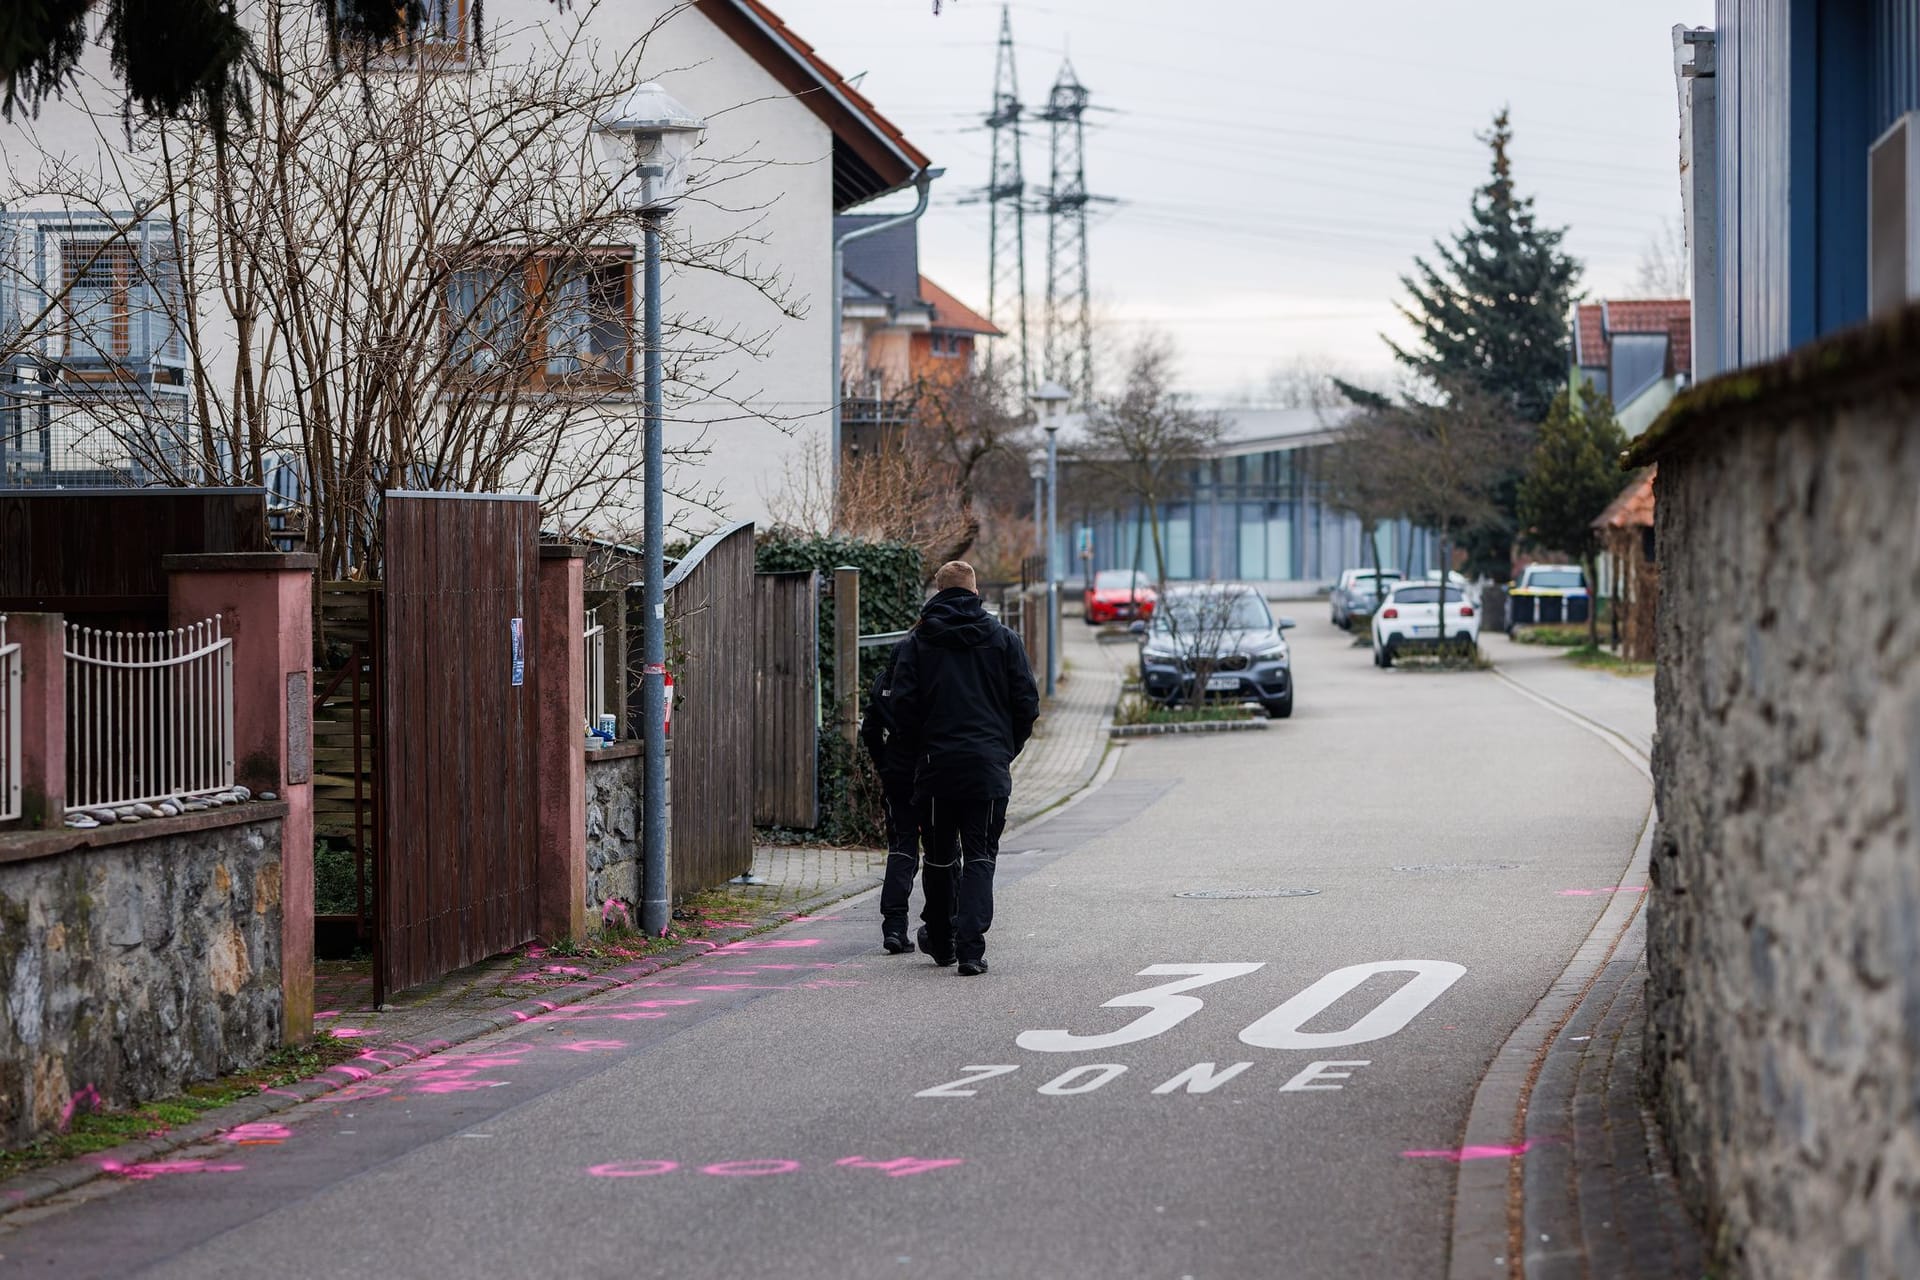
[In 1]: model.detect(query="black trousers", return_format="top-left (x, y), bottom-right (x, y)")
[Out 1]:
top-left (879, 777), bottom-right (926, 935)
top-left (922, 794), bottom-right (1010, 963)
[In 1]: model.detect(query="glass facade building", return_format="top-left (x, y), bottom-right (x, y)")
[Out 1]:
top-left (1054, 437), bottom-right (1440, 590)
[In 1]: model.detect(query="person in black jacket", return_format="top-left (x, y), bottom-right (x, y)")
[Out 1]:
top-left (859, 634), bottom-right (924, 954)
top-left (889, 560), bottom-right (1040, 976)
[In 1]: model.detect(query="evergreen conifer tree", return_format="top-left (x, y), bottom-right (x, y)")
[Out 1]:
top-left (1390, 109), bottom-right (1583, 424)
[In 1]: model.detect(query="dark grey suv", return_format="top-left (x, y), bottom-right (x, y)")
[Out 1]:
top-left (1132, 585), bottom-right (1297, 719)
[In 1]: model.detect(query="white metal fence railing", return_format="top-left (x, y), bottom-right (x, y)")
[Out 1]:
top-left (1, 616), bottom-right (20, 821)
top-left (64, 616), bottom-right (234, 814)
top-left (583, 618), bottom-right (607, 728)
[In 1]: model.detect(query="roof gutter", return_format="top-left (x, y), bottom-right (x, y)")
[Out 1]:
top-left (830, 166), bottom-right (941, 502)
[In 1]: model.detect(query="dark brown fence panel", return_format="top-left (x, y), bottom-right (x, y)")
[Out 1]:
top-left (380, 493), bottom-right (541, 997)
top-left (753, 570), bottom-right (818, 829)
top-left (665, 521), bottom-right (755, 894)
top-left (0, 488), bottom-right (269, 623)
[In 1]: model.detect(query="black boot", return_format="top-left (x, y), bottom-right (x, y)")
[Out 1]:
top-left (882, 924), bottom-right (912, 954)
top-left (957, 957), bottom-right (989, 977)
top-left (916, 926), bottom-right (956, 966)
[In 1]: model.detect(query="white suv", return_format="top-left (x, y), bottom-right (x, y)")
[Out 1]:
top-left (1371, 581), bottom-right (1479, 667)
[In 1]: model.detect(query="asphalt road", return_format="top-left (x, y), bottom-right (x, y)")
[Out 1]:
top-left (0, 619), bottom-right (1652, 1280)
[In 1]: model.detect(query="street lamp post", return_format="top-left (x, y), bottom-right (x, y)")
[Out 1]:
top-left (1029, 381), bottom-right (1071, 698)
top-left (595, 83), bottom-right (706, 939)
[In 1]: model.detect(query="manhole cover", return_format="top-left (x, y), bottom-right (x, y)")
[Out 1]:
top-left (1392, 862), bottom-right (1522, 873)
top-left (1173, 888), bottom-right (1321, 900)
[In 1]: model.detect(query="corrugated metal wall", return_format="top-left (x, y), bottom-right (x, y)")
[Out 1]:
top-left (1717, 0), bottom-right (1920, 370)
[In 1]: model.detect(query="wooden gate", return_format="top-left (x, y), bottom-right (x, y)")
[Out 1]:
top-left (379, 493), bottom-right (541, 996)
top-left (664, 521), bottom-right (755, 893)
top-left (753, 570), bottom-right (818, 829)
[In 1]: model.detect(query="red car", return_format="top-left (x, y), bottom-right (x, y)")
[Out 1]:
top-left (1083, 569), bottom-right (1157, 625)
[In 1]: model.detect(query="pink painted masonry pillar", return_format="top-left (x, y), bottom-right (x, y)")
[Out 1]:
top-left (7, 612), bottom-right (66, 828)
top-left (164, 552), bottom-right (318, 1044)
top-left (536, 544), bottom-right (588, 942)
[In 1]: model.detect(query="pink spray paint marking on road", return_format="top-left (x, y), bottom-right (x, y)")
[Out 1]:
top-left (330, 1027), bottom-right (375, 1039)
top-left (558, 1040), bottom-right (626, 1052)
top-left (100, 1158), bottom-right (245, 1180)
top-left (711, 938), bottom-right (823, 953)
top-left (314, 1010), bottom-right (341, 1020)
top-left (413, 1079), bottom-right (510, 1095)
top-left (221, 1123), bottom-right (293, 1145)
top-left (589, 1161), bottom-right (679, 1177)
top-left (1401, 1140), bottom-right (1538, 1162)
top-left (701, 1160), bottom-right (802, 1177)
top-left (834, 1156), bottom-right (965, 1177)
top-left (328, 1083), bottom-right (394, 1102)
top-left (1556, 886), bottom-right (1648, 897)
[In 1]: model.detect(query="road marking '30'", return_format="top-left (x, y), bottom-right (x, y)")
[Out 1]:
top-left (916, 960), bottom-right (1463, 1100)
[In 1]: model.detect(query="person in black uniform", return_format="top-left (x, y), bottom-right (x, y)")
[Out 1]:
top-left (888, 560), bottom-right (1040, 976)
top-left (859, 634), bottom-right (924, 955)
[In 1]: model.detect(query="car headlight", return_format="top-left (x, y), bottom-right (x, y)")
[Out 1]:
top-left (1142, 645), bottom-right (1178, 662)
top-left (1253, 645), bottom-right (1287, 662)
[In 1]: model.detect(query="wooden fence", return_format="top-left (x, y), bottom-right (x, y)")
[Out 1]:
top-left (753, 570), bottom-right (818, 829)
top-left (663, 521), bottom-right (755, 894)
top-left (0, 488), bottom-right (269, 624)
top-left (379, 493), bottom-right (542, 997)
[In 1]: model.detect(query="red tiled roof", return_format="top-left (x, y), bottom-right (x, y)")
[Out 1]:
top-left (1593, 465), bottom-right (1657, 530)
top-left (1574, 298), bottom-right (1693, 375)
top-left (1666, 315), bottom-right (1691, 378)
top-left (700, 0), bottom-right (931, 207)
top-left (1575, 304), bottom-right (1605, 367)
top-left (919, 275), bottom-right (1000, 336)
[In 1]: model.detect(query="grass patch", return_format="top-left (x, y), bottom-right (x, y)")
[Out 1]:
top-left (1390, 641), bottom-right (1493, 671)
top-left (1564, 644), bottom-right (1655, 677)
top-left (1511, 624), bottom-right (1594, 647)
top-left (0, 1033), bottom-right (361, 1182)
top-left (1114, 694), bottom-right (1261, 726)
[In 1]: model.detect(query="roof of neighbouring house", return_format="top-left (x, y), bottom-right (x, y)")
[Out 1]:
top-left (1574, 299), bottom-right (1692, 370)
top-left (697, 0), bottom-right (930, 210)
top-left (1592, 465), bottom-right (1657, 530)
top-left (919, 275), bottom-right (1000, 336)
top-left (836, 215), bottom-right (923, 314)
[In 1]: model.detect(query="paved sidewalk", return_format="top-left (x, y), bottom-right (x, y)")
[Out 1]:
top-left (1522, 914), bottom-right (1706, 1280)
top-left (1490, 637), bottom-right (1655, 758)
top-left (1007, 620), bottom-right (1125, 829)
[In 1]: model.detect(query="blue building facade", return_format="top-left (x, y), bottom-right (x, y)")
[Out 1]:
top-left (1714, 0), bottom-right (1920, 368)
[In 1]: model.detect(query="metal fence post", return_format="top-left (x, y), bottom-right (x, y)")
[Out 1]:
top-left (833, 566), bottom-right (860, 750)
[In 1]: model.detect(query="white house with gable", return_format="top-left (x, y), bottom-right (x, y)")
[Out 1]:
top-left (0, 0), bottom-right (929, 551)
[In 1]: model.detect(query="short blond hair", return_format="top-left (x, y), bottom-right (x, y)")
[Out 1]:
top-left (932, 560), bottom-right (978, 593)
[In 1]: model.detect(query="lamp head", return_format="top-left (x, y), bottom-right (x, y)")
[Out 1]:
top-left (595, 83), bottom-right (707, 212)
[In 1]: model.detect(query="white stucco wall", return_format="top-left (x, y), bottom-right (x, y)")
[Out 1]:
top-left (0, 0), bottom-right (837, 537)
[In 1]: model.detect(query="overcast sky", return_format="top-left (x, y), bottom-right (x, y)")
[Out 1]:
top-left (767, 0), bottom-right (1714, 401)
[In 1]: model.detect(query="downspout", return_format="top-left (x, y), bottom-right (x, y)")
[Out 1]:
top-left (831, 167), bottom-right (943, 505)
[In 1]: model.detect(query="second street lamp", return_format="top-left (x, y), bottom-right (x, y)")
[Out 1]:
top-left (594, 83), bottom-right (706, 939)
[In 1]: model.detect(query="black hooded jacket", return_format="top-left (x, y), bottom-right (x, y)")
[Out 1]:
top-left (889, 588), bottom-right (1041, 800)
top-left (858, 636), bottom-right (916, 788)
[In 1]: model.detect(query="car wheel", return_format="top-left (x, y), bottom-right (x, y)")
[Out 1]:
top-left (1265, 692), bottom-right (1293, 719)
top-left (1380, 644), bottom-right (1395, 669)
top-left (1372, 645), bottom-right (1384, 668)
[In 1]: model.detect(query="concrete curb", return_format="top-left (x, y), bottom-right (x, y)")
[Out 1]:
top-left (0, 876), bottom-right (877, 1220)
top-left (1446, 669), bottom-right (1656, 1280)
top-left (1107, 719), bottom-right (1269, 738)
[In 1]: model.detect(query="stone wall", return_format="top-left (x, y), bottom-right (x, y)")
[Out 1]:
top-left (0, 809), bottom-right (287, 1147)
top-left (585, 746), bottom-right (642, 923)
top-left (1634, 309), bottom-right (1920, 1277)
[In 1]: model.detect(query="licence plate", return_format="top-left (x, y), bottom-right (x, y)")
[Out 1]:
top-left (1205, 675), bottom-right (1240, 691)
top-left (1411, 625), bottom-right (1438, 637)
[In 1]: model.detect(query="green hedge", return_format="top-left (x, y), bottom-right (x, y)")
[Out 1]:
top-left (754, 531), bottom-right (923, 711)
top-left (754, 532), bottom-right (922, 845)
